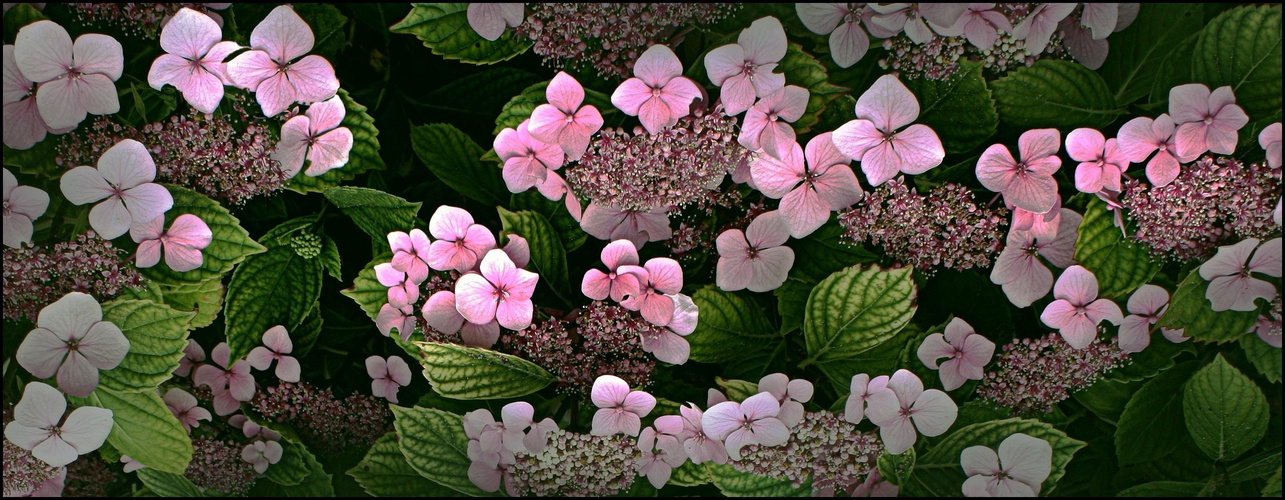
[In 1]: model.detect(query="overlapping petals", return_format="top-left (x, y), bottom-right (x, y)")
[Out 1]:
top-left (991, 208), bottom-right (1082, 308)
top-left (454, 249), bottom-right (539, 330)
top-left (14, 21), bottom-right (122, 130)
top-left (864, 369), bottom-right (958, 454)
top-left (3, 167), bottom-right (49, 248)
top-left (580, 202), bottom-right (672, 249)
top-left (16, 292), bottom-right (129, 397)
top-left (192, 342), bottom-right (255, 415)
top-left (388, 229), bottom-right (433, 284)
top-left (246, 325), bottom-right (300, 382)
top-left (273, 95), bottom-right (353, 177)
top-left (148, 7), bottom-right (241, 113)
top-left (917, 318), bottom-right (995, 391)
top-left (704, 16), bottom-right (788, 115)
top-left (961, 433), bottom-right (1052, 497)
top-left (1260, 122), bottom-right (1281, 169)
top-left (3, 44), bottom-right (66, 149)
top-left (796, 3), bottom-right (876, 67)
top-left (619, 257), bottom-right (685, 327)
top-left (1010, 3), bottom-right (1075, 54)
top-left (750, 133), bottom-right (863, 238)
top-left (495, 119), bottom-right (564, 193)
top-left (757, 373), bottom-right (813, 428)
top-left (1169, 83), bottom-right (1248, 159)
top-left (739, 85), bottom-right (808, 158)
top-left (701, 392), bottom-right (790, 460)
top-left (930, 3), bottom-right (1012, 50)
top-left (130, 213), bottom-right (212, 272)
top-left (1117, 284), bottom-right (1179, 353)
top-left (529, 71), bottom-right (603, 160)
top-left (163, 388), bottom-right (212, 433)
top-left (844, 373), bottom-right (892, 425)
top-left (975, 128), bottom-right (1062, 214)
top-left (60, 139), bottom-right (174, 239)
top-left (1115, 114), bottom-right (1189, 187)
top-left (1066, 128), bottom-right (1128, 194)
top-left (426, 206), bottom-right (497, 273)
top-left (582, 239), bottom-right (643, 302)
top-left (226, 5), bottom-right (339, 117)
top-left (1198, 238), bottom-right (1282, 312)
top-left (590, 375), bottom-right (656, 437)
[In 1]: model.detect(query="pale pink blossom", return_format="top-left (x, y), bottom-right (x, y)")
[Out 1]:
top-left (869, 3), bottom-right (970, 44)
top-left (844, 373), bottom-right (892, 425)
top-left (376, 300), bottom-right (419, 342)
top-left (850, 470), bottom-right (899, 497)
top-left (930, 3), bottom-right (1013, 50)
top-left (366, 355), bottom-right (412, 404)
top-left (751, 134), bottom-right (864, 238)
top-left (667, 403), bottom-right (728, 464)
top-left (175, 339), bottom-right (205, 378)
top-left (121, 454), bottom-right (145, 473)
top-left (241, 440), bottom-right (283, 474)
top-left (740, 85), bottom-right (809, 158)
top-left (619, 257), bottom-right (684, 327)
top-left (466, 3), bottom-right (523, 41)
top-left (580, 202), bottom-right (671, 249)
top-left (192, 342), bottom-right (255, 415)
top-left (1010, 3), bottom-right (1075, 54)
top-left (501, 234), bottom-right (529, 268)
top-left (796, 3), bottom-right (874, 67)
top-left (1066, 128), bottom-right (1128, 194)
top-left (129, 214), bottom-right (212, 272)
top-left (228, 415), bottom-right (281, 441)
top-left (273, 95), bottom-right (353, 177)
top-left (704, 16), bottom-right (788, 115)
top-left (1251, 313), bottom-right (1281, 349)
top-left (426, 206), bottom-right (497, 273)
top-left (59, 139), bottom-right (174, 239)
top-left (976, 128), bottom-right (1062, 214)
top-left (3, 167), bottom-right (49, 248)
top-left (1079, 3), bottom-right (1120, 39)
top-left (148, 7), bottom-right (241, 113)
top-left (833, 74), bottom-right (945, 186)
top-left (1169, 84), bottom-right (1249, 159)
top-left (1009, 194), bottom-right (1062, 241)
top-left (375, 262), bottom-right (419, 312)
top-left (421, 291), bottom-right (502, 348)
top-left (500, 401), bottom-right (557, 453)
top-left (388, 229), bottom-right (433, 284)
top-left (3, 44), bottom-right (67, 150)
top-left (582, 239), bottom-right (643, 302)
top-left (1260, 122), bottom-right (1281, 169)
top-left (15, 292), bottom-right (129, 397)
top-left (225, 5), bottom-right (339, 117)
top-left (1040, 265), bottom-right (1125, 348)
top-left (534, 170), bottom-right (583, 222)
top-left (1198, 238), bottom-right (1282, 312)
top-left (529, 71), bottom-right (603, 160)
top-left (640, 293), bottom-right (696, 364)
top-left (701, 392), bottom-right (790, 460)
top-left (3, 382), bottom-right (112, 468)
top-left (961, 432), bottom-right (1052, 497)
top-left (1117, 284), bottom-right (1180, 353)
top-left (246, 325), bottom-right (300, 382)
top-left (991, 209), bottom-right (1083, 308)
top-left (757, 373), bottom-right (814, 428)
top-left (1056, 14), bottom-right (1107, 70)
top-left (716, 210), bottom-right (795, 292)
top-left (590, 375), bottom-right (655, 437)
top-left (13, 21), bottom-right (122, 130)
top-left (495, 119), bottom-right (563, 193)
top-left (1115, 114), bottom-right (1187, 187)
top-left (611, 44), bottom-right (702, 134)
top-left (917, 318), bottom-right (995, 391)
top-left (635, 426), bottom-right (686, 489)
top-left (865, 369), bottom-right (957, 454)
top-left (454, 249), bottom-right (539, 330)
top-left (163, 388), bottom-right (211, 433)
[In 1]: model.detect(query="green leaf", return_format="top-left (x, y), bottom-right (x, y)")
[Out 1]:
top-left (903, 418), bottom-right (1085, 497)
top-left (905, 61), bottom-right (997, 154)
top-left (1105, 329), bottom-right (1195, 382)
top-left (1182, 354), bottom-right (1269, 462)
top-left (251, 450), bottom-right (334, 497)
top-left (1157, 271), bottom-right (1259, 344)
top-left (411, 123), bottom-right (507, 207)
top-left (989, 60), bottom-right (1123, 129)
top-left (119, 84), bottom-right (178, 128)
top-left (88, 388), bottom-right (192, 475)
top-left (2, 3), bottom-right (47, 36)
top-left (349, 432), bottom-right (457, 497)
top-left (135, 470), bottom-right (203, 497)
top-left (492, 81), bottom-right (616, 135)
top-left (122, 279), bottom-right (225, 330)
top-left (778, 42), bottom-right (849, 134)
top-left (342, 254), bottom-right (392, 324)
top-left (1073, 198), bottom-right (1160, 298)
top-left (139, 185), bottom-right (266, 285)
top-left (1264, 467), bottom-right (1282, 497)
top-left (324, 186), bottom-right (422, 241)
top-left (497, 207), bottom-right (572, 305)
top-left (878, 447), bottom-right (915, 487)
top-left (1146, 33), bottom-right (1200, 110)
top-left (1191, 5), bottom-right (1283, 122)
top-left (714, 377), bottom-right (760, 402)
top-left (783, 222), bottom-right (877, 284)
top-left (667, 460), bottom-right (711, 487)
top-left (419, 67), bottom-right (543, 117)
top-left (1240, 334), bottom-right (1282, 384)
top-left (774, 279), bottom-right (812, 335)
top-left (290, 304), bottom-right (324, 358)
top-left (98, 299), bottom-right (194, 392)
top-left (390, 3), bottom-right (532, 64)
top-left (509, 190), bottom-right (586, 251)
top-left (286, 89), bottom-right (386, 193)
top-left (802, 265), bottom-right (916, 366)
top-left (265, 440), bottom-right (313, 486)
top-left (294, 4), bottom-right (348, 58)
top-left (687, 287), bottom-right (781, 364)
top-left (223, 245), bottom-right (324, 362)
top-left (811, 323), bottom-right (917, 395)
top-left (413, 341), bottom-right (556, 400)
top-left (1227, 451), bottom-right (1284, 483)
top-left (1100, 4), bottom-right (1205, 105)
top-left (1115, 361), bottom-right (1200, 466)
top-left (390, 406), bottom-right (496, 496)
top-left (705, 463), bottom-right (812, 497)
top-left (1117, 481), bottom-right (1207, 497)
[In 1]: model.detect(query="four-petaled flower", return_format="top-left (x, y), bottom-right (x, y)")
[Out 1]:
top-left (148, 7), bottom-right (241, 113)
top-left (705, 16), bottom-right (788, 116)
top-left (1117, 284), bottom-right (1181, 353)
top-left (865, 369), bottom-right (958, 454)
top-left (619, 257), bottom-right (685, 327)
top-left (752, 133), bottom-right (864, 238)
top-left (716, 210), bottom-right (796, 293)
top-left (833, 74), bottom-right (945, 186)
top-left (193, 342), bottom-right (255, 415)
top-left (590, 374), bottom-right (656, 437)
top-left (163, 388), bottom-right (212, 434)
top-left (226, 5), bottom-right (339, 117)
top-left (365, 355), bottom-right (412, 404)
top-left (455, 249), bottom-right (539, 330)
top-left (1198, 238), bottom-right (1282, 312)
top-left (529, 71), bottom-right (604, 161)
top-left (844, 373), bottom-right (891, 425)
top-left (739, 85), bottom-right (809, 158)
top-left (60, 139), bottom-right (174, 239)
top-left (701, 391), bottom-right (790, 461)
top-left (582, 239), bottom-right (645, 302)
top-left (130, 213), bottom-right (212, 272)
top-left (465, 3), bottom-right (523, 41)
top-left (241, 440), bottom-right (283, 474)
top-left (659, 403), bottom-right (728, 465)
top-left (3, 382), bottom-right (113, 468)
top-left (991, 208), bottom-right (1082, 308)
top-left (1115, 114), bottom-right (1189, 187)
top-left (757, 373), bottom-right (814, 428)
top-left (961, 433), bottom-right (1052, 497)
top-left (1169, 83), bottom-right (1249, 160)
top-left (388, 229), bottom-right (433, 285)
top-left (1065, 128), bottom-right (1128, 194)
top-left (975, 128), bottom-right (1062, 214)
top-left (635, 426), bottom-right (686, 489)
top-left (917, 318), bottom-right (996, 391)
top-left (273, 95), bottom-right (353, 177)
top-left (3, 167), bottom-right (50, 248)
top-left (13, 20), bottom-right (122, 130)
top-left (16, 292), bottom-right (129, 397)
top-left (375, 263), bottom-right (419, 341)
top-left (247, 325), bottom-right (300, 382)
top-left (426, 206), bottom-right (497, 273)
top-left (580, 202), bottom-right (672, 249)
top-left (611, 44), bottom-right (702, 134)
top-left (1040, 265), bottom-right (1125, 349)
top-left (495, 119), bottom-right (564, 193)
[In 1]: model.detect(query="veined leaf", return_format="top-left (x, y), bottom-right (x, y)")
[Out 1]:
top-left (1191, 5), bottom-right (1283, 121)
top-left (390, 406), bottom-right (497, 496)
top-left (802, 265), bottom-right (916, 366)
top-left (779, 42), bottom-right (849, 134)
top-left (705, 463), bottom-right (812, 497)
top-left (1073, 198), bottom-right (1159, 299)
top-left (411, 123), bottom-right (508, 207)
top-left (413, 341), bottom-right (556, 400)
top-left (391, 3), bottom-right (532, 64)
top-left (88, 388), bottom-right (192, 475)
top-left (688, 286), bottom-right (781, 364)
top-left (224, 245), bottom-right (324, 362)
top-left (1240, 334), bottom-right (1282, 384)
top-left (1100, 4), bottom-right (1204, 105)
top-left (1157, 271), bottom-right (1259, 344)
top-left (324, 186), bottom-right (422, 241)
top-left (497, 207), bottom-right (572, 306)
top-left (990, 60), bottom-right (1123, 129)
top-left (349, 432), bottom-right (457, 497)
top-left (1182, 354), bottom-right (1268, 462)
top-left (98, 299), bottom-right (194, 392)
top-left (1115, 361), bottom-right (1200, 466)
top-left (139, 184), bottom-right (266, 285)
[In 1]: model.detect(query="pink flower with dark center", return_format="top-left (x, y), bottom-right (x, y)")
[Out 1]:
top-left (833, 74), bottom-right (945, 186)
top-left (797, 3), bottom-right (880, 68)
top-left (3, 167), bottom-right (50, 248)
top-left (864, 369), bottom-right (957, 454)
top-left (529, 71), bottom-right (603, 161)
top-left (739, 85), bottom-right (809, 158)
top-left (701, 391), bottom-right (790, 460)
top-left (3, 382), bottom-right (113, 468)
top-left (192, 342), bottom-right (255, 415)
top-left (500, 401), bottom-right (557, 453)
top-left (426, 206), bottom-right (497, 273)
top-left (246, 325), bottom-right (300, 383)
top-left (930, 3), bottom-right (1013, 50)
top-left (638, 292), bottom-right (696, 364)
top-left (975, 128), bottom-right (1062, 214)
top-left (376, 302), bottom-right (419, 342)
top-left (273, 95), bottom-right (353, 177)
top-left (634, 426), bottom-right (686, 489)
top-left (1117, 284), bottom-right (1180, 353)
top-left (1040, 265), bottom-right (1125, 349)
top-left (147, 7), bottom-right (241, 113)
top-left (1066, 128), bottom-right (1129, 194)
top-left (590, 375), bottom-right (655, 437)
top-left (619, 257), bottom-right (684, 327)
top-left (917, 318), bottom-right (996, 391)
top-left (421, 290), bottom-right (503, 347)
top-left (59, 138), bottom-right (174, 239)
top-left (496, 119), bottom-right (563, 194)
top-left (175, 339), bottom-right (205, 378)
top-left (1115, 114), bottom-right (1189, 187)
top-left (1009, 194), bottom-right (1062, 241)
top-left (751, 133), bottom-right (864, 238)
top-left (455, 249), bottom-right (539, 330)
top-left (1260, 122), bottom-right (1281, 169)
top-left (582, 239), bottom-right (644, 302)
top-left (365, 355), bottom-right (411, 404)
top-left (961, 433), bottom-right (1052, 497)
top-left (1169, 83), bottom-right (1249, 159)
top-left (757, 373), bottom-right (814, 428)
top-left (610, 44), bottom-right (702, 134)
top-left (704, 16), bottom-right (788, 116)
top-left (991, 208), bottom-right (1082, 308)
top-left (844, 373), bottom-right (892, 425)
top-left (163, 388), bottom-right (211, 433)
top-left (375, 263), bottom-right (419, 312)
top-left (241, 440), bottom-right (283, 474)
top-left (15, 292), bottom-right (129, 397)
top-left (13, 21), bottom-right (122, 130)
top-left (388, 229), bottom-right (433, 284)
top-left (1010, 3), bottom-right (1075, 54)
top-left (1198, 238), bottom-right (1281, 312)
top-left (225, 5), bottom-right (339, 117)
top-left (663, 403), bottom-right (728, 464)
top-left (466, 3), bottom-right (523, 41)
top-left (580, 202), bottom-right (672, 249)
top-left (3, 44), bottom-right (68, 150)
top-left (129, 213), bottom-right (212, 272)
top-left (716, 210), bottom-right (795, 292)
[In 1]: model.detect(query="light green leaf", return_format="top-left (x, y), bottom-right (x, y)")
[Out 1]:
top-left (223, 245), bottom-right (324, 362)
top-left (497, 207), bottom-right (572, 305)
top-left (903, 418), bottom-right (1084, 497)
top-left (89, 388), bottom-right (192, 475)
top-left (1240, 334), bottom-right (1282, 384)
top-left (509, 190), bottom-right (587, 252)
top-left (687, 287), bottom-right (782, 364)
top-left (324, 186), bottom-right (422, 241)
top-left (802, 265), bottom-right (916, 366)
top-left (1182, 354), bottom-right (1268, 462)
top-left (390, 406), bottom-right (497, 496)
top-left (705, 463), bottom-right (812, 497)
top-left (1100, 4), bottom-right (1205, 105)
top-left (778, 42), bottom-right (849, 134)
top-left (122, 279), bottom-right (225, 330)
top-left (349, 432), bottom-right (457, 497)
top-left (265, 440), bottom-right (313, 486)
top-left (342, 254), bottom-right (392, 324)
top-left (413, 341), bottom-right (555, 400)
top-left (1157, 271), bottom-right (1259, 344)
top-left (668, 460), bottom-right (711, 487)
top-left (714, 377), bottom-right (760, 402)
top-left (286, 89), bottom-right (386, 193)
top-left (783, 223), bottom-right (878, 284)
top-left (492, 80), bottom-right (615, 135)
top-left (905, 61), bottom-right (997, 154)
top-left (878, 446), bottom-right (915, 487)
top-left (1191, 5), bottom-right (1283, 122)
top-left (390, 3), bottom-right (532, 64)
top-left (990, 60), bottom-right (1123, 129)
top-left (135, 469), bottom-right (203, 497)
top-left (98, 299), bottom-right (194, 392)
top-left (139, 184), bottom-right (266, 285)
top-left (411, 123), bottom-right (508, 207)
top-left (1073, 198), bottom-right (1159, 298)
top-left (1116, 361), bottom-right (1200, 466)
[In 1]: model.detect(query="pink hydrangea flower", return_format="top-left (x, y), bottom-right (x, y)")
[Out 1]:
top-left (175, 339), bottom-right (205, 377)
top-left (246, 325), bottom-right (300, 383)
top-left (582, 239), bottom-right (644, 302)
top-left (426, 206), bottom-right (497, 273)
top-left (869, 3), bottom-right (970, 44)
top-left (163, 388), bottom-right (211, 433)
top-left (60, 138), bottom-right (174, 239)
top-left (1010, 3), bottom-right (1075, 54)
top-left (466, 3), bottom-right (523, 41)
top-left (833, 74), bottom-right (945, 186)
top-left (1040, 265), bottom-right (1125, 349)
top-left (1260, 122), bottom-right (1281, 169)
top-left (704, 16), bottom-right (788, 116)
top-left (147, 7), bottom-right (241, 113)
top-left (991, 208), bottom-right (1082, 308)
top-left (975, 128), bottom-right (1062, 214)
top-left (15, 292), bottom-right (129, 397)
top-left (500, 401), bottom-right (557, 453)
top-left (716, 210), bottom-right (796, 292)
top-left (639, 292), bottom-right (696, 365)
top-left (3, 167), bottom-right (49, 248)
top-left (619, 257), bottom-right (684, 327)
top-left (1117, 284), bottom-right (1181, 353)
top-left (388, 229), bottom-right (433, 285)
top-left (590, 374), bottom-right (655, 437)
top-left (13, 21), bottom-right (122, 130)
top-left (193, 342), bottom-right (255, 415)
top-left (751, 133), bottom-right (864, 238)
top-left (501, 234), bottom-right (529, 268)
top-left (225, 5), bottom-right (339, 117)
top-left (273, 95), bottom-right (353, 177)
top-left (701, 392), bottom-right (790, 460)
top-left (635, 426), bottom-right (686, 489)
top-left (796, 3), bottom-right (876, 68)
top-left (1115, 114), bottom-right (1189, 187)
top-left (961, 432), bottom-right (1052, 497)
top-left (917, 318), bottom-right (995, 391)
top-left (421, 290), bottom-right (503, 348)
top-left (534, 170), bottom-right (583, 222)
top-left (1066, 128), bottom-right (1128, 194)
top-left (495, 119), bottom-right (564, 193)
top-left (757, 373), bottom-right (814, 428)
top-left (865, 369), bottom-right (958, 455)
top-left (930, 3), bottom-right (1013, 50)
top-left (844, 373), bottom-right (892, 425)
top-left (455, 249), bottom-right (539, 330)
top-left (229, 415), bottom-right (281, 441)
top-left (1198, 238), bottom-right (1282, 312)
top-left (366, 355), bottom-right (412, 404)
top-left (1009, 194), bottom-right (1063, 241)
top-left (129, 213), bottom-right (213, 272)
top-left (529, 71), bottom-right (603, 161)
top-left (580, 202), bottom-right (672, 249)
top-left (1169, 84), bottom-right (1249, 160)
top-left (376, 263), bottom-right (420, 342)
top-left (3, 382), bottom-right (113, 468)
top-left (241, 440), bottom-right (283, 474)
top-left (3, 44), bottom-right (68, 150)
top-left (663, 403), bottom-right (728, 465)
top-left (739, 84), bottom-right (809, 158)
top-left (610, 44), bottom-right (702, 134)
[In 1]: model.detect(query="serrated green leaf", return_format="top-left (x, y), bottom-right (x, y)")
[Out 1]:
top-left (1116, 481), bottom-right (1207, 497)
top-left (349, 432), bottom-right (456, 497)
top-left (1240, 334), bottom-right (1282, 384)
top-left (251, 451), bottom-right (334, 497)
top-left (122, 279), bottom-right (225, 330)
top-left (778, 42), bottom-right (849, 134)
top-left (990, 60), bottom-right (1123, 129)
top-left (89, 388), bottom-right (192, 475)
top-left (705, 463), bottom-right (812, 497)
top-left (802, 265), bottom-right (916, 366)
top-left (497, 207), bottom-right (572, 305)
top-left (1264, 467), bottom-right (1282, 497)
top-left (1157, 271), bottom-right (1259, 344)
top-left (411, 123), bottom-right (507, 207)
top-left (413, 341), bottom-right (555, 400)
top-left (903, 418), bottom-right (1084, 497)
top-left (1072, 377), bottom-right (1140, 423)
top-left (492, 80), bottom-right (615, 135)
top-left (668, 460), bottom-right (711, 487)
top-left (1191, 5), bottom-right (1283, 122)
top-left (224, 245), bottom-right (324, 362)
top-left (688, 287), bottom-right (781, 364)
top-left (342, 254), bottom-right (393, 324)
top-left (812, 323), bottom-right (917, 395)
top-left (905, 61), bottom-right (997, 154)
top-left (1182, 354), bottom-right (1269, 462)
top-left (1073, 199), bottom-right (1160, 298)
top-left (1116, 361), bottom-right (1200, 466)
top-left (390, 3), bottom-right (532, 64)
top-left (286, 89), bottom-right (386, 193)
top-left (98, 299), bottom-right (194, 392)
top-left (774, 279), bottom-right (811, 335)
top-left (265, 440), bottom-right (312, 486)
top-left (139, 185), bottom-right (266, 285)
top-left (390, 406), bottom-right (496, 496)
top-left (294, 4), bottom-right (348, 58)
top-left (135, 469), bottom-right (203, 497)
top-left (324, 186), bottom-right (422, 241)
top-left (1105, 330), bottom-right (1195, 382)
top-left (1100, 4), bottom-right (1205, 105)
top-left (509, 190), bottom-right (587, 252)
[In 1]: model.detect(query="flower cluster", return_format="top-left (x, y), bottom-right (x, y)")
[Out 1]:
top-left (249, 382), bottom-right (393, 454)
top-left (69, 3), bottom-right (229, 39)
top-left (976, 333), bottom-right (1131, 415)
top-left (2, 231), bottom-right (144, 322)
top-left (506, 428), bottom-right (638, 496)
top-left (3, 437), bottom-right (62, 497)
top-left (732, 411), bottom-right (883, 491)
top-left (185, 436), bottom-right (258, 496)
top-left (501, 305), bottom-right (656, 397)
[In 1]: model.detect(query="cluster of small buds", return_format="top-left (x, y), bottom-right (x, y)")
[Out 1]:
top-left (506, 428), bottom-right (638, 496)
top-left (1121, 156), bottom-right (1281, 261)
top-left (62, 454), bottom-right (116, 497)
top-left (249, 382), bottom-right (393, 453)
top-left (976, 332), bottom-right (1131, 415)
top-left (567, 105), bottom-right (750, 212)
top-left (666, 222), bottom-right (709, 266)
top-left (3, 438), bottom-right (62, 497)
top-left (515, 3), bottom-right (739, 80)
top-left (879, 3), bottom-right (1072, 80)
top-left (878, 31), bottom-right (968, 80)
top-left (501, 305), bottom-right (656, 397)
top-left (731, 411), bottom-right (882, 490)
top-left (185, 437), bottom-right (258, 496)
top-left (69, 3), bottom-right (228, 39)
top-left (839, 178), bottom-right (1009, 273)
top-left (141, 109), bottom-right (287, 205)
top-left (2, 230), bottom-right (145, 322)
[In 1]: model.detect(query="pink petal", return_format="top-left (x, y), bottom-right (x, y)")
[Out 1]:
top-left (466, 3), bottom-right (510, 41)
top-left (704, 44), bottom-right (745, 87)
top-left (592, 408), bottom-right (641, 437)
top-left (545, 71), bottom-right (583, 112)
top-left (717, 73), bottom-right (758, 117)
top-left (644, 258), bottom-right (684, 294)
top-left (796, 3), bottom-right (846, 34)
top-left (252, 71), bottom-right (297, 117)
top-left (77, 321), bottom-right (128, 369)
top-left (877, 414), bottom-right (917, 455)
top-left (1053, 265), bottom-right (1099, 304)
top-left (637, 94), bottom-right (676, 134)
top-left (715, 243), bottom-right (754, 293)
top-left (251, 5), bottom-right (314, 63)
top-left (829, 20), bottom-right (870, 68)
top-left (856, 74), bottom-right (920, 133)
top-left (428, 205), bottom-right (474, 240)
top-left (745, 210), bottom-right (791, 249)
top-left (303, 127), bottom-right (353, 176)
top-left (364, 355), bottom-right (388, 380)
top-left (667, 293), bottom-right (700, 336)
top-left (1206, 275), bottom-right (1277, 312)
top-left (166, 213), bottom-right (212, 248)
top-left (888, 124), bottom-right (946, 174)
top-left (633, 44), bottom-right (683, 88)
top-left (641, 329), bottom-right (690, 364)
top-left (1200, 238), bottom-right (1259, 280)
top-left (1058, 17), bottom-right (1108, 69)
top-left (832, 119), bottom-right (886, 168)
top-left (997, 433), bottom-right (1053, 489)
top-left (226, 49), bottom-right (277, 92)
top-left (1248, 238), bottom-right (1282, 277)
top-left (287, 56), bottom-right (340, 105)
top-left (1126, 284), bottom-right (1169, 316)
top-left (16, 328), bottom-right (69, 379)
top-left (1040, 299), bottom-right (1080, 329)
top-left (1118, 315), bottom-right (1152, 353)
top-left (2, 98), bottom-right (53, 151)
top-left (961, 444), bottom-right (1001, 476)
top-left (810, 162), bottom-right (864, 210)
top-left (909, 389), bottom-right (956, 436)
top-left (454, 274), bottom-right (498, 325)
top-left (748, 246), bottom-right (794, 292)
top-left (120, 183), bottom-right (174, 225)
top-left (261, 325), bottom-right (292, 353)
top-left (387, 356), bottom-right (412, 385)
top-left (750, 142), bottom-right (805, 198)
top-left (740, 16), bottom-right (787, 65)
top-left (495, 295), bottom-right (534, 330)
top-left (459, 319), bottom-right (500, 348)
top-left (779, 185), bottom-right (832, 238)
top-left (56, 350), bottom-right (100, 397)
top-left (1079, 3), bottom-right (1118, 39)
top-left (916, 333), bottom-right (955, 370)
top-left (467, 462), bottom-right (502, 493)
top-left (591, 374), bottom-right (630, 408)
top-left (160, 8), bottom-right (221, 60)
top-left (610, 78), bottom-right (655, 117)
top-left (700, 401), bottom-right (743, 441)
top-left (581, 269), bottom-right (614, 301)
top-left (243, 344), bottom-right (272, 370)
top-left (90, 135), bottom-right (152, 187)
top-left (274, 115), bottom-right (311, 177)
top-left (640, 293), bottom-right (675, 327)
top-left (1084, 298), bottom-right (1124, 326)
top-left (14, 21), bottom-right (74, 83)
